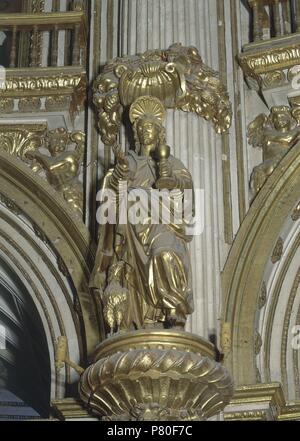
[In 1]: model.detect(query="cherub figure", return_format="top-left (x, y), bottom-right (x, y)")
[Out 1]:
top-left (248, 106), bottom-right (300, 194)
top-left (26, 128), bottom-right (85, 215)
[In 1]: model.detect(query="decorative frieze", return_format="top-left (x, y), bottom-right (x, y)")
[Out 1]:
top-left (0, 67), bottom-right (86, 115)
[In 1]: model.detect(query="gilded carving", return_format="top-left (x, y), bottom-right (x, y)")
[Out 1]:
top-left (0, 69), bottom-right (86, 116)
top-left (2, 72), bottom-right (85, 95)
top-left (45, 96), bottom-right (71, 111)
top-left (94, 43), bottom-right (232, 146)
top-left (26, 128), bottom-right (86, 216)
top-left (263, 70), bottom-right (285, 89)
top-left (0, 98), bottom-right (14, 113)
top-left (30, 1), bottom-right (45, 67)
top-left (239, 44), bottom-right (300, 76)
top-left (31, 0), bottom-right (45, 13)
top-left (254, 331), bottom-right (262, 355)
top-left (271, 237), bottom-right (284, 264)
top-left (248, 106), bottom-right (300, 194)
top-left (91, 96), bottom-right (194, 333)
top-left (238, 27), bottom-right (300, 90)
top-left (0, 124), bottom-right (86, 217)
top-left (19, 97), bottom-right (41, 112)
top-left (79, 45), bottom-right (234, 422)
top-left (224, 410), bottom-right (268, 421)
top-left (258, 281), bottom-right (267, 309)
top-left (0, 124), bottom-right (46, 160)
top-left (220, 322), bottom-right (232, 358)
top-left (79, 331), bottom-right (233, 421)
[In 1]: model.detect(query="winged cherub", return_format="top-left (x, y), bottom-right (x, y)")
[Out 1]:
top-left (248, 106), bottom-right (300, 195)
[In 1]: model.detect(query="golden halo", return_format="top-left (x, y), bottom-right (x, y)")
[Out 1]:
top-left (129, 96), bottom-right (166, 124)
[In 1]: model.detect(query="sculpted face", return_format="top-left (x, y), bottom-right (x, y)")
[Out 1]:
top-left (136, 118), bottom-right (160, 149)
top-left (48, 129), bottom-right (68, 156)
top-left (272, 111), bottom-right (292, 131)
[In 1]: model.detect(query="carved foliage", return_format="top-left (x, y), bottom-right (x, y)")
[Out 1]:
top-left (0, 124), bottom-right (46, 161)
top-left (271, 237), bottom-right (284, 264)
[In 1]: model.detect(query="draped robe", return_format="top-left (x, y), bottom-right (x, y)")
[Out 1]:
top-left (90, 150), bottom-right (194, 328)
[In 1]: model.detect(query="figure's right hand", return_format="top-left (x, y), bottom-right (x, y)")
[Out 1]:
top-left (113, 145), bottom-right (130, 178)
top-left (114, 162), bottom-right (130, 180)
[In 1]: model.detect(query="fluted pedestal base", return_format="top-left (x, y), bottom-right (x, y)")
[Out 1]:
top-left (79, 330), bottom-right (234, 421)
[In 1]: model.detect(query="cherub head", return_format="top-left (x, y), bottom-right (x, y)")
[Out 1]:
top-left (47, 128), bottom-right (69, 157)
top-left (270, 106), bottom-right (293, 132)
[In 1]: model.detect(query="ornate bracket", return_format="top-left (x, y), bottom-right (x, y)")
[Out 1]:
top-left (93, 43), bottom-right (232, 146)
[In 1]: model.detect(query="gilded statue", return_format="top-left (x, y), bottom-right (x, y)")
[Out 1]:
top-left (91, 96), bottom-right (194, 334)
top-left (26, 128), bottom-right (85, 215)
top-left (248, 106), bottom-right (300, 194)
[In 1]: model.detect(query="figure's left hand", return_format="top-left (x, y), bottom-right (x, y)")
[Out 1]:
top-left (156, 176), bottom-right (177, 190)
top-left (159, 161), bottom-right (172, 178)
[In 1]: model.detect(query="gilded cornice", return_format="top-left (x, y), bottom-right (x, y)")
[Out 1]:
top-left (0, 67), bottom-right (86, 114)
top-left (278, 404), bottom-right (300, 421)
top-left (224, 383), bottom-right (300, 421)
top-left (229, 383), bottom-right (285, 408)
top-left (240, 41), bottom-right (300, 75)
top-left (0, 11), bottom-right (87, 36)
top-left (2, 67), bottom-right (85, 96)
top-left (239, 34), bottom-right (300, 90)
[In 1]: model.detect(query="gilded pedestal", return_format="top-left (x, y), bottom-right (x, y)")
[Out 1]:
top-left (79, 330), bottom-right (233, 421)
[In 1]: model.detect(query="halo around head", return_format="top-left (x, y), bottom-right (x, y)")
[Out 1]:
top-left (129, 96), bottom-right (166, 125)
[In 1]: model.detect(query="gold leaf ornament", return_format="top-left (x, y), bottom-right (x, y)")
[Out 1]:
top-left (129, 96), bottom-right (166, 124)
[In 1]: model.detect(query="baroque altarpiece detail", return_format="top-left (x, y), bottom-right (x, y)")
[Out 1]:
top-left (2, 0), bottom-right (300, 422)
